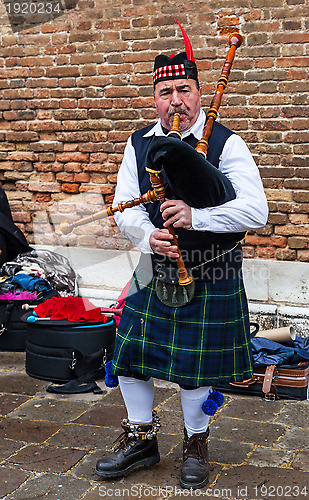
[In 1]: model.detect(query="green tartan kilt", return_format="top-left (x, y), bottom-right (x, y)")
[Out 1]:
top-left (111, 269), bottom-right (253, 388)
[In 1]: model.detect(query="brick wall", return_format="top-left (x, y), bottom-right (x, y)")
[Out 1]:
top-left (0, 0), bottom-right (308, 261)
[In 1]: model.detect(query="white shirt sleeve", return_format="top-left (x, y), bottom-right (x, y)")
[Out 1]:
top-left (191, 134), bottom-right (269, 232)
top-left (113, 137), bottom-right (155, 253)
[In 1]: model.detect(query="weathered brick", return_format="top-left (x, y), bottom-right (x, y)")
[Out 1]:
top-left (245, 235), bottom-right (287, 247)
top-left (61, 183), bottom-right (80, 193)
top-left (275, 225), bottom-right (309, 236)
top-left (28, 182), bottom-right (61, 193)
top-left (289, 214), bottom-right (309, 224)
top-left (297, 250), bottom-right (309, 261)
top-left (6, 131), bottom-right (39, 142)
top-left (54, 110), bottom-right (88, 120)
top-left (293, 191), bottom-right (309, 203)
top-left (265, 189), bottom-right (293, 202)
top-left (275, 248), bottom-right (297, 260)
top-left (287, 237), bottom-right (308, 249)
top-left (256, 247), bottom-right (276, 259)
top-left (56, 152), bottom-right (89, 163)
top-left (268, 213), bottom-right (289, 225)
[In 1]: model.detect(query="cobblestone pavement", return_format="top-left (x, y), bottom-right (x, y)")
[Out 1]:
top-left (0, 351), bottom-right (308, 500)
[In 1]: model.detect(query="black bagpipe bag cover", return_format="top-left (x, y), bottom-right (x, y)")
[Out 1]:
top-left (146, 136), bottom-right (236, 208)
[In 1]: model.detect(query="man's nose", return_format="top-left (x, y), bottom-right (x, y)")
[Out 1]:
top-left (171, 90), bottom-right (182, 106)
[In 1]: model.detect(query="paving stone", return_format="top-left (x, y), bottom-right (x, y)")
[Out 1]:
top-left (4, 472), bottom-right (93, 500)
top-left (7, 443), bottom-right (88, 473)
top-left (0, 371), bottom-right (48, 395)
top-left (71, 448), bottom-right (107, 480)
top-left (79, 486), bottom-right (105, 499)
top-left (99, 386), bottom-right (124, 406)
top-left (47, 423), bottom-right (120, 450)
top-left (153, 387), bottom-right (178, 408)
top-left (0, 464), bottom-right (30, 498)
top-left (277, 426), bottom-right (309, 450)
top-left (292, 451), bottom-right (309, 471)
top-left (217, 396), bottom-right (285, 422)
top-left (209, 437), bottom-right (253, 465)
top-left (0, 351), bottom-right (26, 371)
top-left (156, 409), bottom-right (184, 435)
top-left (211, 464), bottom-right (309, 500)
top-left (9, 397), bottom-right (91, 423)
top-left (274, 400), bottom-right (309, 428)
top-left (0, 416), bottom-right (61, 443)
top-left (73, 403), bottom-right (127, 427)
top-left (34, 384), bottom-right (108, 403)
top-left (210, 416), bottom-right (286, 446)
top-left (247, 446), bottom-right (295, 467)
top-left (156, 392), bottom-right (182, 412)
top-left (158, 432), bottom-right (182, 457)
top-left (0, 437), bottom-right (25, 461)
top-left (0, 393), bottom-right (30, 416)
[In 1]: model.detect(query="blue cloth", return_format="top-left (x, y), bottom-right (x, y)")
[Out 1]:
top-left (4, 273), bottom-right (53, 293)
top-left (251, 336), bottom-right (309, 366)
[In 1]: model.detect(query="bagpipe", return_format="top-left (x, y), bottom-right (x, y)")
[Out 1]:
top-left (60, 32), bottom-right (244, 307)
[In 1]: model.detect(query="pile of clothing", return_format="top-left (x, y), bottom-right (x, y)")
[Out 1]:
top-left (0, 249), bottom-right (78, 300)
top-left (251, 336), bottom-right (309, 366)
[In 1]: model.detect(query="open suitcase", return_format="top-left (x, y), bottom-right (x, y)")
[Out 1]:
top-left (215, 362), bottom-right (309, 401)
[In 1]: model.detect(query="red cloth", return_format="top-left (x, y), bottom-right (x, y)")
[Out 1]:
top-left (34, 296), bottom-right (107, 323)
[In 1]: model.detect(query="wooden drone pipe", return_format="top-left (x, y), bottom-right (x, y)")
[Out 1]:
top-left (60, 189), bottom-right (158, 235)
top-left (195, 32), bottom-right (243, 157)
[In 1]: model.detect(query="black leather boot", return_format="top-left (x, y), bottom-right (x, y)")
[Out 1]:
top-left (180, 427), bottom-right (210, 490)
top-left (95, 411), bottom-right (160, 479)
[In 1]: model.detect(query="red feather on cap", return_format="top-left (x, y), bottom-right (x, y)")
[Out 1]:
top-left (173, 18), bottom-right (195, 62)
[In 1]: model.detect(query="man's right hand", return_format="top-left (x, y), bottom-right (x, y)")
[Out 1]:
top-left (149, 229), bottom-right (180, 258)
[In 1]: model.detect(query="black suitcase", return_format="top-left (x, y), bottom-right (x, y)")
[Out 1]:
top-left (25, 315), bottom-right (116, 384)
top-left (215, 362), bottom-right (309, 401)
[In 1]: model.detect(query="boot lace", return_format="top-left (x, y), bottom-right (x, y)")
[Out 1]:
top-left (184, 432), bottom-right (208, 462)
top-left (113, 422), bottom-right (132, 452)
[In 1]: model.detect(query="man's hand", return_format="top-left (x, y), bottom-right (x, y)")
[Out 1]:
top-left (149, 229), bottom-right (179, 258)
top-left (160, 200), bottom-right (192, 230)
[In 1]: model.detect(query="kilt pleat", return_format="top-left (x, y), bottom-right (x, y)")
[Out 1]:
top-left (111, 270), bottom-right (253, 388)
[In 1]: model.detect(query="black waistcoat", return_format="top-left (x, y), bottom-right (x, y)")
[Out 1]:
top-left (131, 121), bottom-right (243, 279)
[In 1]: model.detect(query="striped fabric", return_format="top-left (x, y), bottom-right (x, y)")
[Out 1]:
top-left (111, 270), bottom-right (254, 388)
top-left (153, 63), bottom-right (186, 84)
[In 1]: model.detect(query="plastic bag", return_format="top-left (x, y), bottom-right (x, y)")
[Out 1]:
top-left (1, 249), bottom-right (79, 295)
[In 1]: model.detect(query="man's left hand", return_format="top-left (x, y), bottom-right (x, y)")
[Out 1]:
top-left (160, 199), bottom-right (192, 230)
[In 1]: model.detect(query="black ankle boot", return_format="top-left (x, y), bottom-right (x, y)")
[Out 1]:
top-left (95, 411), bottom-right (160, 479)
top-left (180, 427), bottom-right (210, 490)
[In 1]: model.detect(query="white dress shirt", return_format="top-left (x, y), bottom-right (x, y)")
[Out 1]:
top-left (113, 109), bottom-right (268, 254)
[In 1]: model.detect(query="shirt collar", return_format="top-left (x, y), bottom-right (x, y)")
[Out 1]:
top-left (143, 109), bottom-right (206, 140)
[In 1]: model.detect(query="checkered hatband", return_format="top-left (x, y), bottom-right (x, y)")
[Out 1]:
top-left (153, 63), bottom-right (186, 84)
top-left (153, 52), bottom-right (199, 86)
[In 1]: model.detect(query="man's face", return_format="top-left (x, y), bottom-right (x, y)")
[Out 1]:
top-left (154, 78), bottom-right (202, 132)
